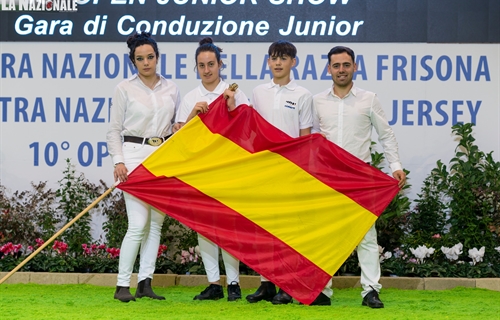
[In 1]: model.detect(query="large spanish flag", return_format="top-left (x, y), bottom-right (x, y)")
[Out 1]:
top-left (118, 95), bottom-right (399, 304)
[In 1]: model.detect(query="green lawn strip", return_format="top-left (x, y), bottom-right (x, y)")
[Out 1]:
top-left (1, 284), bottom-right (499, 320)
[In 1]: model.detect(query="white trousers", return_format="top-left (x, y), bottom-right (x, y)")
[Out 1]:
top-left (198, 234), bottom-right (240, 284)
top-left (117, 142), bottom-right (166, 287)
top-left (323, 223), bottom-right (382, 298)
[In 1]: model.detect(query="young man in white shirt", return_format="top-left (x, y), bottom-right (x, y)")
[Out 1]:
top-left (246, 40), bottom-right (330, 306)
top-left (312, 45), bottom-right (406, 308)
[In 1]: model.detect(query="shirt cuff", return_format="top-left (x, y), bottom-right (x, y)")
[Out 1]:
top-left (112, 155), bottom-right (125, 166)
top-left (390, 162), bottom-right (403, 173)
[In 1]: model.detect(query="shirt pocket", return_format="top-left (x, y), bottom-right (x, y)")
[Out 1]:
top-left (122, 141), bottom-right (146, 154)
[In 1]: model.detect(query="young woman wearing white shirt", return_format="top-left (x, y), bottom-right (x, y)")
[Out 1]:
top-left (107, 32), bottom-right (181, 303)
top-left (174, 37), bottom-right (249, 302)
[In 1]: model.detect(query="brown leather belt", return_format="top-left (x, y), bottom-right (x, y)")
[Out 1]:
top-left (123, 135), bottom-right (171, 146)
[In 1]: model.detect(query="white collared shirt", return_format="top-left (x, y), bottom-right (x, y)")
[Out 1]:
top-left (252, 79), bottom-right (313, 138)
top-left (312, 85), bottom-right (402, 172)
top-left (176, 80), bottom-right (249, 123)
top-left (106, 73), bottom-right (181, 165)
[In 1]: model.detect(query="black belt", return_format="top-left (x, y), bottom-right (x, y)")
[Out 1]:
top-left (123, 135), bottom-right (171, 146)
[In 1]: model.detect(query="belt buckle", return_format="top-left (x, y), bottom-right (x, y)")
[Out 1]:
top-left (147, 137), bottom-right (163, 146)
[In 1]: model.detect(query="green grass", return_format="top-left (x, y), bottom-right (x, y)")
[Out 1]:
top-left (1, 284), bottom-right (499, 320)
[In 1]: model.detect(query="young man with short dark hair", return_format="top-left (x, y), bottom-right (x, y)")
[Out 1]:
top-left (247, 40), bottom-right (327, 305)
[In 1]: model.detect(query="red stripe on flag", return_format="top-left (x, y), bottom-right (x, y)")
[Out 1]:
top-left (119, 164), bottom-right (332, 304)
top-left (199, 95), bottom-right (399, 216)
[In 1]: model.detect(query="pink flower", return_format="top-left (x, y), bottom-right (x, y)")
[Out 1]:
top-left (52, 240), bottom-right (68, 254)
top-left (0, 243), bottom-right (24, 256)
top-left (35, 238), bottom-right (44, 247)
top-left (432, 234), bottom-right (441, 239)
top-left (180, 250), bottom-right (190, 264)
top-left (106, 247), bottom-right (120, 258)
top-left (180, 248), bottom-right (202, 265)
top-left (0, 243), bottom-right (14, 255)
top-left (157, 244), bottom-right (168, 258)
top-left (13, 244), bottom-right (22, 253)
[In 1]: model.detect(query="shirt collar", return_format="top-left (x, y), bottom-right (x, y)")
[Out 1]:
top-left (128, 73), bottom-right (139, 82)
top-left (330, 82), bottom-right (357, 98)
top-left (199, 79), bottom-right (225, 96)
top-left (128, 73), bottom-right (164, 88)
top-left (267, 79), bottom-right (298, 91)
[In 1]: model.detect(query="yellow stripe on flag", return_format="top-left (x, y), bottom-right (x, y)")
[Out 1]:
top-left (143, 117), bottom-right (376, 274)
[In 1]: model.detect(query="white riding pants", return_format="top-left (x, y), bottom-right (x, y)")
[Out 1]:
top-left (116, 142), bottom-right (166, 287)
top-left (198, 234), bottom-right (240, 284)
top-left (323, 223), bottom-right (382, 298)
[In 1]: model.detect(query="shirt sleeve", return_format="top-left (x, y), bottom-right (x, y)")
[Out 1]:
top-left (106, 85), bottom-right (126, 165)
top-left (298, 91), bottom-right (313, 130)
top-left (251, 87), bottom-right (260, 110)
top-left (370, 94), bottom-right (403, 172)
top-left (235, 89), bottom-right (250, 107)
top-left (311, 98), bottom-right (321, 134)
top-left (172, 87), bottom-right (182, 124)
top-left (175, 96), bottom-right (192, 123)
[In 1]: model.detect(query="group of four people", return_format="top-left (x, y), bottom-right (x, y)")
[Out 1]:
top-left (106, 32), bottom-right (406, 308)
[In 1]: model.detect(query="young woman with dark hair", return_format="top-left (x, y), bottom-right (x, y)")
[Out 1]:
top-left (174, 37), bottom-right (249, 302)
top-left (107, 31), bottom-right (181, 303)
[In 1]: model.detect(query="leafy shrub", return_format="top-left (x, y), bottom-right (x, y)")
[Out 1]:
top-left (445, 123), bottom-right (500, 250)
top-left (0, 159), bottom-right (205, 274)
top-left (56, 159), bottom-right (100, 255)
top-left (101, 189), bottom-right (128, 249)
top-left (371, 144), bottom-right (412, 254)
top-left (0, 182), bottom-right (58, 247)
top-left (401, 123), bottom-right (500, 265)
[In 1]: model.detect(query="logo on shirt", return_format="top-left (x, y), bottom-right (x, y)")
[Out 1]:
top-left (284, 100), bottom-right (296, 109)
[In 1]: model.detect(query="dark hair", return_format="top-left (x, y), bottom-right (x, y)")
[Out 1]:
top-left (327, 46), bottom-right (355, 64)
top-left (268, 40), bottom-right (297, 58)
top-left (126, 31), bottom-right (159, 67)
top-left (195, 37), bottom-right (224, 68)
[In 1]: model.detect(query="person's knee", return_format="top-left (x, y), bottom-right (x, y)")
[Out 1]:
top-left (125, 222), bottom-right (148, 239)
top-left (150, 210), bottom-right (165, 228)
